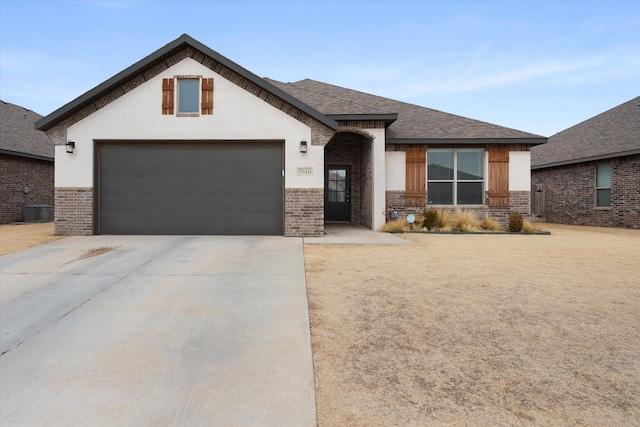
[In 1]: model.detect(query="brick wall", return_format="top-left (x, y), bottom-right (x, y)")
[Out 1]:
top-left (385, 191), bottom-right (405, 210)
top-left (359, 138), bottom-right (373, 229)
top-left (532, 154), bottom-right (640, 229)
top-left (54, 188), bottom-right (93, 235)
top-left (0, 154), bottom-right (54, 223)
top-left (284, 188), bottom-right (324, 237)
top-left (385, 190), bottom-right (531, 228)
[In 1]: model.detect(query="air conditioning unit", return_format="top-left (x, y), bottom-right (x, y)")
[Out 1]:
top-left (25, 205), bottom-right (54, 222)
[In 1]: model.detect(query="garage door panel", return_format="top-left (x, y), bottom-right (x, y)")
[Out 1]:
top-left (99, 142), bottom-right (283, 235)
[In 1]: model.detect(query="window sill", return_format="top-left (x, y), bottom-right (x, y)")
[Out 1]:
top-left (427, 205), bottom-right (487, 208)
top-left (594, 206), bottom-right (612, 210)
top-left (176, 113), bottom-right (200, 117)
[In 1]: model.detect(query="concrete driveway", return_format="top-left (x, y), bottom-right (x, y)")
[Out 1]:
top-left (0, 236), bottom-right (316, 426)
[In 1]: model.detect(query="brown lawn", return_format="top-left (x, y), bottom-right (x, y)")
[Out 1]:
top-left (304, 224), bottom-right (640, 426)
top-left (0, 222), bottom-right (63, 256)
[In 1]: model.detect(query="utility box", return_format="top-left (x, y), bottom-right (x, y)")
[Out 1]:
top-left (531, 184), bottom-right (545, 218)
top-left (25, 205), bottom-right (54, 222)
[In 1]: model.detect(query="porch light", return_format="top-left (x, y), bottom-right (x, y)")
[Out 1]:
top-left (66, 141), bottom-right (75, 153)
top-left (299, 140), bottom-right (308, 153)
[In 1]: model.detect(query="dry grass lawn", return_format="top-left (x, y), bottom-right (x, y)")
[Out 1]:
top-left (0, 222), bottom-right (63, 256)
top-left (304, 223), bottom-right (640, 426)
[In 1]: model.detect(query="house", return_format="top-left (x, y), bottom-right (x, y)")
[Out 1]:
top-left (35, 34), bottom-right (546, 236)
top-left (1, 101), bottom-right (54, 223)
top-left (531, 97), bottom-right (640, 229)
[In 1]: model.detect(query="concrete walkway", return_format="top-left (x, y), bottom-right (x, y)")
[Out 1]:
top-left (0, 236), bottom-right (315, 426)
top-left (303, 223), bottom-right (409, 245)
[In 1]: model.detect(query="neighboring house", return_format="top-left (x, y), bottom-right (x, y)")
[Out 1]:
top-left (36, 34), bottom-right (545, 237)
top-left (0, 101), bottom-right (54, 223)
top-left (531, 97), bottom-right (640, 229)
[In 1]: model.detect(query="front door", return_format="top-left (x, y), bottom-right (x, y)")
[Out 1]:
top-left (325, 166), bottom-right (351, 221)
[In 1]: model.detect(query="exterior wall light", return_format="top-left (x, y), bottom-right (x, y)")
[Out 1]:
top-left (299, 140), bottom-right (308, 153)
top-left (66, 141), bottom-right (75, 153)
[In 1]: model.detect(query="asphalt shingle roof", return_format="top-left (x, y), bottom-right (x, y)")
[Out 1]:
top-left (0, 100), bottom-right (53, 160)
top-left (531, 96), bottom-right (640, 168)
top-left (265, 78), bottom-right (545, 142)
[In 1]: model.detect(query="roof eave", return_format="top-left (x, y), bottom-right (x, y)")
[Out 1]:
top-left (36, 34), bottom-right (338, 131)
top-left (0, 149), bottom-right (54, 162)
top-left (532, 149), bottom-right (640, 169)
top-left (387, 137), bottom-right (547, 146)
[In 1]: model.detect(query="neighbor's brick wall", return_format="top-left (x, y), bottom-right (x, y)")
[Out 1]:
top-left (54, 187), bottom-right (93, 235)
top-left (532, 154), bottom-right (640, 229)
top-left (0, 154), bottom-right (54, 223)
top-left (285, 188), bottom-right (324, 237)
top-left (359, 138), bottom-right (373, 229)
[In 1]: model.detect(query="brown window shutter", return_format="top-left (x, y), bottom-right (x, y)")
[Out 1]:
top-left (162, 78), bottom-right (174, 115)
top-left (406, 145), bottom-right (426, 207)
top-left (201, 78), bottom-right (214, 114)
top-left (488, 146), bottom-right (510, 207)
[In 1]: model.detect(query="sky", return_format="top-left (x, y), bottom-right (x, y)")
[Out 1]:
top-left (1, 0), bottom-right (639, 137)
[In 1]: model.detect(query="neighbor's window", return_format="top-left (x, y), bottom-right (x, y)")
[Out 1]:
top-left (596, 162), bottom-right (611, 207)
top-left (428, 149), bottom-right (484, 205)
top-left (177, 78), bottom-right (199, 114)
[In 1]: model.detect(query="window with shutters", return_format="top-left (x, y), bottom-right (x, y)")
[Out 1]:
top-left (162, 76), bottom-right (214, 116)
top-left (427, 149), bottom-right (484, 205)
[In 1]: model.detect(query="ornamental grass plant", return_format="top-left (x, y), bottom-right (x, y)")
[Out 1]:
top-left (453, 209), bottom-right (482, 232)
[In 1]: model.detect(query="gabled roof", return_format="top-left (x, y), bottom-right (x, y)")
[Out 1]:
top-left (265, 78), bottom-right (546, 145)
top-left (532, 96), bottom-right (640, 169)
top-left (0, 100), bottom-right (53, 161)
top-left (36, 34), bottom-right (338, 132)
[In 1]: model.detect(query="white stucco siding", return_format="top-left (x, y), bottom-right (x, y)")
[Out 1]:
top-left (509, 151), bottom-right (531, 191)
top-left (58, 58), bottom-right (320, 189)
top-left (370, 128), bottom-right (386, 231)
top-left (385, 151), bottom-right (406, 191)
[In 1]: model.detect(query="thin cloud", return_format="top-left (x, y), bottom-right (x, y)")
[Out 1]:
top-left (388, 55), bottom-right (603, 97)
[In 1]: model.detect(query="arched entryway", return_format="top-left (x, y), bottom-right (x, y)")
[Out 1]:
top-left (324, 130), bottom-right (375, 229)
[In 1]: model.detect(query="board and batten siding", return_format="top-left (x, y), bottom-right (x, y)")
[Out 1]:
top-left (405, 145), bottom-right (426, 207)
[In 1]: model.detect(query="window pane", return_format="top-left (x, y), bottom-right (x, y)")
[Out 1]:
top-left (596, 163), bottom-right (611, 188)
top-left (457, 150), bottom-right (484, 180)
top-left (428, 150), bottom-right (454, 180)
top-left (428, 182), bottom-right (453, 205)
top-left (597, 189), bottom-right (611, 207)
top-left (178, 79), bottom-right (199, 113)
top-left (457, 182), bottom-right (483, 205)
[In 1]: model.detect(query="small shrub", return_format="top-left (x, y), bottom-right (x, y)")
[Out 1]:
top-left (521, 220), bottom-right (539, 233)
top-left (508, 212), bottom-right (524, 232)
top-left (453, 209), bottom-right (481, 232)
top-left (379, 217), bottom-right (410, 233)
top-left (480, 214), bottom-right (502, 231)
top-left (422, 208), bottom-right (439, 230)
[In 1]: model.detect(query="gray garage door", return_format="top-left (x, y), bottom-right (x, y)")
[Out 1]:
top-left (98, 141), bottom-right (283, 235)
